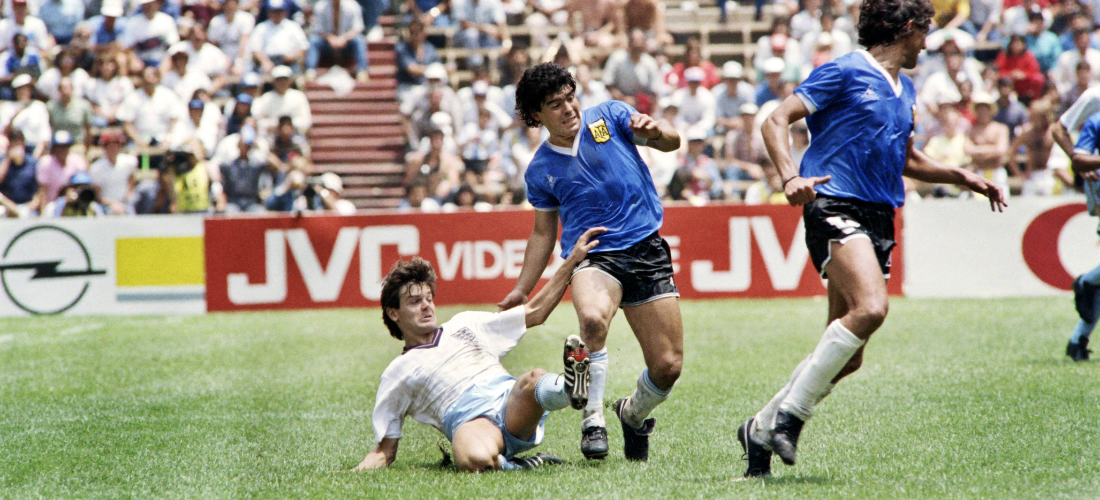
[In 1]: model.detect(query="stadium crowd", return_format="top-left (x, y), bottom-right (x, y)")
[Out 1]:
top-left (0, 0), bottom-right (371, 217)
top-left (0, 0), bottom-right (1097, 216)
top-left (396, 0), bottom-right (1100, 211)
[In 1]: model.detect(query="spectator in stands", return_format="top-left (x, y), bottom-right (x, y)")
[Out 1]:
top-left (405, 124), bottom-right (462, 199)
top-left (790, 0), bottom-right (823, 40)
top-left (452, 0), bottom-right (509, 68)
top-left (230, 71), bottom-right (263, 109)
top-left (1057, 12), bottom-right (1091, 52)
top-left (965, 91), bottom-right (1012, 197)
top-left (307, 0), bottom-right (369, 82)
top-left (249, 0), bottom-right (308, 74)
top-left (459, 79), bottom-right (510, 131)
top-left (0, 0), bottom-right (52, 54)
top-left (789, 119), bottom-right (809, 168)
top-left (670, 67), bottom-right (716, 134)
top-left (754, 57), bottom-right (785, 107)
top-left (0, 130), bottom-right (38, 216)
top-left (2, 74), bottom-right (51, 158)
top-left (1051, 26), bottom-right (1100, 95)
top-left (162, 139), bottom-right (215, 213)
top-left (38, 0), bottom-right (83, 45)
top-left (167, 24), bottom-right (230, 96)
top-left (994, 77), bottom-right (1028, 139)
top-left (963, 0), bottom-right (1002, 42)
top-left (170, 97), bottom-right (221, 155)
top-left (675, 126), bottom-right (722, 202)
top-left (217, 125), bottom-right (273, 212)
top-left (457, 106), bottom-right (501, 190)
top-left (84, 55), bottom-right (132, 126)
top-left (408, 0), bottom-right (454, 27)
top-left (743, 158), bottom-right (786, 204)
top-left (225, 92), bottom-right (254, 136)
top-left (88, 130), bottom-right (137, 214)
top-left (398, 174), bottom-right (441, 210)
top-left (714, 61), bottom-right (754, 136)
top-left (161, 49), bottom-right (211, 106)
top-left (1010, 99), bottom-right (1058, 195)
top-left (394, 16), bottom-right (439, 103)
top-left (268, 114), bottom-right (310, 171)
top-left (574, 62), bottom-right (611, 111)
top-left (620, 0), bottom-right (672, 49)
top-left (1002, 0), bottom-right (1049, 37)
top-left (403, 63), bottom-right (463, 142)
top-left (46, 77), bottom-right (92, 151)
top-left (800, 9), bottom-right (851, 66)
top-left (931, 0), bottom-right (970, 31)
top-left (1023, 10), bottom-right (1060, 73)
top-left (121, 0), bottom-right (179, 69)
top-left (84, 0), bottom-right (127, 51)
top-left (35, 129), bottom-right (86, 207)
top-left (117, 65), bottom-right (181, 149)
top-left (602, 28), bottom-right (660, 113)
top-left (38, 48), bottom-right (89, 101)
top-left (995, 35), bottom-right (1045, 103)
top-left (920, 49), bottom-right (980, 115)
top-left (0, 33), bottom-right (45, 86)
top-left (923, 105), bottom-right (971, 174)
top-left (753, 16), bottom-right (801, 83)
top-left (207, 0), bottom-right (254, 77)
top-left (723, 102), bottom-right (766, 187)
top-left (667, 36), bottom-right (719, 90)
top-left (252, 65), bottom-right (312, 135)
top-left (1062, 60), bottom-right (1093, 111)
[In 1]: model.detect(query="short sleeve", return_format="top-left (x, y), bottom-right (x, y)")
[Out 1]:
top-left (447, 306), bottom-right (527, 359)
top-left (372, 370), bottom-right (409, 442)
top-left (793, 61), bottom-right (845, 114)
top-left (1061, 88), bottom-right (1100, 131)
top-left (524, 157), bottom-right (559, 210)
top-left (606, 100), bottom-right (639, 142)
top-left (1075, 115), bottom-right (1100, 155)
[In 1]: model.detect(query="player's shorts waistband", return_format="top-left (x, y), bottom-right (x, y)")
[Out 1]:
top-left (816, 194), bottom-right (895, 214)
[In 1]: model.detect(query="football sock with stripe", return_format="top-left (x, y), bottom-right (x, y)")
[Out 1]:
top-left (582, 348), bottom-right (608, 429)
top-left (621, 369), bottom-right (672, 429)
top-left (534, 373), bottom-right (569, 411)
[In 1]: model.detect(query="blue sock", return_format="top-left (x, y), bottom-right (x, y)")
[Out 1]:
top-left (1072, 320), bottom-right (1095, 344)
top-left (1082, 263), bottom-right (1100, 286)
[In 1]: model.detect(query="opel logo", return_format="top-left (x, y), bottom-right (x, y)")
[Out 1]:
top-left (0, 225), bottom-right (107, 315)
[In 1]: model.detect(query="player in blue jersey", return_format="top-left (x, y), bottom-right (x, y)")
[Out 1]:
top-left (498, 62), bottom-right (683, 462)
top-left (736, 0), bottom-right (1008, 478)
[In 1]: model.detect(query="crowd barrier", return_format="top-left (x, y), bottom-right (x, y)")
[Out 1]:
top-left (0, 197), bottom-right (1086, 316)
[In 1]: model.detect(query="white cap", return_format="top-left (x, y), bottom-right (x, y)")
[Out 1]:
top-left (138, 0), bottom-right (156, 5)
top-left (241, 72), bottom-right (262, 87)
top-left (684, 66), bottom-right (705, 82)
top-left (816, 32), bottom-right (834, 47)
top-left (686, 125), bottom-right (708, 141)
top-left (320, 172), bottom-right (343, 193)
top-left (471, 80), bottom-right (489, 96)
top-left (271, 65), bottom-right (293, 79)
top-left (739, 102), bottom-right (759, 115)
top-left (11, 74), bottom-right (32, 88)
top-left (763, 57), bottom-right (786, 74)
top-left (721, 61), bottom-right (743, 79)
top-left (424, 62), bottom-right (447, 80)
top-left (101, 0), bottom-right (123, 16)
top-left (972, 91), bottom-right (997, 106)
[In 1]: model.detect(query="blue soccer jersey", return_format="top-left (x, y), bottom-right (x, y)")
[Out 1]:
top-left (1073, 112), bottom-right (1100, 218)
top-left (795, 51), bottom-right (917, 208)
top-left (525, 100), bottom-right (663, 258)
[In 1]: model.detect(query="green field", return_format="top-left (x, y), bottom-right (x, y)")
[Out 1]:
top-left (1, 297), bottom-right (1097, 499)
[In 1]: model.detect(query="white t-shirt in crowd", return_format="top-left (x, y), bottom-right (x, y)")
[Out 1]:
top-left (89, 152), bottom-right (137, 202)
top-left (207, 10), bottom-right (254, 62)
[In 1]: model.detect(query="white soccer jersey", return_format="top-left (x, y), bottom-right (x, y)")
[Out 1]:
top-left (371, 306), bottom-right (527, 443)
top-left (1061, 86), bottom-right (1100, 132)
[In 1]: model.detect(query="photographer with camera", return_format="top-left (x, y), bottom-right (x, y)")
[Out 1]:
top-left (157, 139), bottom-right (218, 214)
top-left (43, 171), bottom-right (105, 217)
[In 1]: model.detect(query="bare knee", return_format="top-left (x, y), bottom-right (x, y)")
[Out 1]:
top-left (848, 299), bottom-right (888, 335)
top-left (454, 451), bottom-right (497, 473)
top-left (515, 369), bottom-right (548, 393)
top-left (648, 353), bottom-right (682, 389)
top-left (576, 307), bottom-right (612, 342)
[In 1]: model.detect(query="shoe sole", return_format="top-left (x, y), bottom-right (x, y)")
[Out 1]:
top-left (563, 335), bottom-right (590, 410)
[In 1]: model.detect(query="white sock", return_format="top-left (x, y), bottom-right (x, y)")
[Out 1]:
top-left (534, 373), bottom-right (569, 411)
top-left (779, 320), bottom-right (864, 421)
top-left (751, 356), bottom-right (810, 444)
top-left (582, 348), bottom-right (608, 429)
top-left (621, 369), bottom-right (671, 429)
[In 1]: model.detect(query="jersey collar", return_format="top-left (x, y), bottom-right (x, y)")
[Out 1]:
top-left (856, 50), bottom-right (902, 98)
top-left (544, 109), bottom-right (585, 157)
top-left (402, 327), bottom-right (442, 353)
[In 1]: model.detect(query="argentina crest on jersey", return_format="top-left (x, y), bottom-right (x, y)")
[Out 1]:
top-left (588, 118), bottom-right (611, 143)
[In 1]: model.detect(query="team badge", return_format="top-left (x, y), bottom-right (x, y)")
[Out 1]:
top-left (588, 118), bottom-right (611, 143)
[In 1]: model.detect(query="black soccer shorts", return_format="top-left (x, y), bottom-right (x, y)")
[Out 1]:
top-left (573, 232), bottom-right (679, 307)
top-left (803, 195), bottom-right (897, 279)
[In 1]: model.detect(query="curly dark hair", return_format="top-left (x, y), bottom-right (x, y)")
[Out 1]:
top-left (515, 62), bottom-right (576, 128)
top-left (380, 257), bottom-right (437, 340)
top-left (857, 0), bottom-right (934, 49)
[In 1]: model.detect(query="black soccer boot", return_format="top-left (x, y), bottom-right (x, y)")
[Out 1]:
top-left (1074, 276), bottom-right (1100, 323)
top-left (769, 410), bottom-right (805, 466)
top-left (580, 425), bottom-right (609, 459)
top-left (614, 398), bottom-right (656, 462)
top-left (737, 417), bottom-right (773, 477)
top-left (506, 453), bottom-right (564, 470)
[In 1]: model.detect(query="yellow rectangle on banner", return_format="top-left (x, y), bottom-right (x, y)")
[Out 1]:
top-left (115, 237), bottom-right (205, 287)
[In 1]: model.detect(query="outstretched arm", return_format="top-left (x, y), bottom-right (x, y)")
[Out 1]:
top-left (353, 437), bottom-right (399, 471)
top-left (903, 138), bottom-right (1007, 212)
top-left (499, 210), bottom-right (558, 310)
top-left (524, 226), bottom-right (606, 328)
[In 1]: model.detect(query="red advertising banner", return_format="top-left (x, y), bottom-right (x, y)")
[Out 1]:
top-left (204, 205), bottom-right (904, 312)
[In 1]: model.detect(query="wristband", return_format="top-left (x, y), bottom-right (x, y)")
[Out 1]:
top-left (782, 175), bottom-right (800, 188)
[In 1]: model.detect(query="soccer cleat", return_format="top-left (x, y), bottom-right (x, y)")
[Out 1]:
top-left (769, 410), bottom-right (805, 466)
top-left (1074, 276), bottom-right (1100, 323)
top-left (1067, 338), bottom-right (1092, 362)
top-left (614, 398), bottom-right (656, 462)
top-left (737, 417), bottom-right (772, 477)
top-left (507, 453), bottom-right (564, 470)
top-left (580, 426), bottom-right (609, 459)
top-left (562, 335), bottom-right (591, 410)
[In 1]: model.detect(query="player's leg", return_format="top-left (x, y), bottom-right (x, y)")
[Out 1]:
top-left (614, 296), bottom-right (683, 461)
top-left (1069, 263), bottom-right (1100, 361)
top-left (769, 238), bottom-right (885, 466)
top-left (570, 268), bottom-right (623, 459)
top-left (451, 418), bottom-right (506, 472)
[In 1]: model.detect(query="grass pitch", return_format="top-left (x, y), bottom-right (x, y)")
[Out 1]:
top-left (1, 297), bottom-right (1097, 499)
